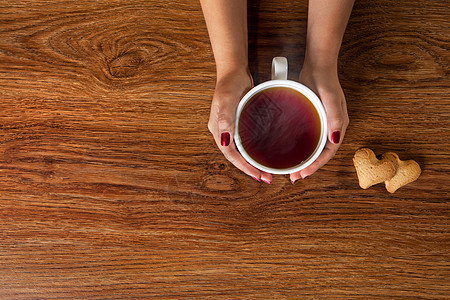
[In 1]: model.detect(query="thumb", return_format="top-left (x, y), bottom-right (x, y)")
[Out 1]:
top-left (217, 112), bottom-right (235, 147)
top-left (322, 94), bottom-right (348, 145)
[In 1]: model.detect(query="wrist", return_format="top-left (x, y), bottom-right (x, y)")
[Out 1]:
top-left (216, 59), bottom-right (249, 80)
top-left (302, 56), bottom-right (338, 82)
top-left (303, 30), bottom-right (343, 71)
top-left (303, 47), bottom-right (339, 71)
top-left (300, 54), bottom-right (341, 94)
top-left (216, 61), bottom-right (250, 82)
top-left (213, 65), bottom-right (253, 102)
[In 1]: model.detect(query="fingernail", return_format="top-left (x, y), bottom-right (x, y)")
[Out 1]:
top-left (291, 178), bottom-right (297, 184)
top-left (252, 176), bottom-right (260, 182)
top-left (262, 179), bottom-right (271, 184)
top-left (221, 132), bottom-right (230, 146)
top-left (301, 174), bottom-right (308, 179)
top-left (331, 131), bottom-right (341, 144)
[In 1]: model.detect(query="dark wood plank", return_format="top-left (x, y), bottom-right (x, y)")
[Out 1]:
top-left (0, 0), bottom-right (449, 298)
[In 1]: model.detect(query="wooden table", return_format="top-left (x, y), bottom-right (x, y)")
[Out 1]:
top-left (1, 0), bottom-right (449, 298)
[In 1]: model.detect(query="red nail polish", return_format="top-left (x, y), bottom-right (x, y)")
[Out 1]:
top-left (221, 132), bottom-right (230, 146)
top-left (252, 176), bottom-right (260, 182)
top-left (331, 131), bottom-right (341, 144)
top-left (262, 179), bottom-right (271, 184)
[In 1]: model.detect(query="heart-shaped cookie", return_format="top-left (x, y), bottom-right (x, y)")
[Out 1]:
top-left (381, 152), bottom-right (422, 193)
top-left (353, 148), bottom-right (397, 189)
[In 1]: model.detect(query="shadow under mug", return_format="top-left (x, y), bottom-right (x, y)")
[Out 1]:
top-left (234, 57), bottom-right (327, 175)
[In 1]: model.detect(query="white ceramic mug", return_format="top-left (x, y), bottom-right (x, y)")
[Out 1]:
top-left (234, 57), bottom-right (327, 175)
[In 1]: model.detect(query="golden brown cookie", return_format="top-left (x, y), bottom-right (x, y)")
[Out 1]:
top-left (381, 152), bottom-right (422, 193)
top-left (353, 148), bottom-right (397, 189)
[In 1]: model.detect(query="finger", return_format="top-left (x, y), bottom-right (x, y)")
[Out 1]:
top-left (216, 107), bottom-right (235, 144)
top-left (289, 171), bottom-right (302, 184)
top-left (220, 141), bottom-right (263, 181)
top-left (209, 105), bottom-right (265, 182)
top-left (290, 142), bottom-right (337, 183)
top-left (260, 172), bottom-right (273, 185)
top-left (217, 132), bottom-right (272, 183)
top-left (212, 110), bottom-right (262, 180)
top-left (299, 141), bottom-right (339, 179)
top-left (321, 93), bottom-right (349, 146)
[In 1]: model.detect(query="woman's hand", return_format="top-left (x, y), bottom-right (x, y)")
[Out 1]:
top-left (290, 62), bottom-right (349, 183)
top-left (289, 0), bottom-right (354, 183)
top-left (208, 68), bottom-right (273, 184)
top-left (200, 0), bottom-right (271, 183)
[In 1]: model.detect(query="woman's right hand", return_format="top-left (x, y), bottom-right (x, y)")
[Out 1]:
top-left (208, 67), bottom-right (273, 184)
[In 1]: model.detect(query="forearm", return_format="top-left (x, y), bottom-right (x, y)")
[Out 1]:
top-left (199, 0), bottom-right (248, 77)
top-left (304, 0), bottom-right (355, 70)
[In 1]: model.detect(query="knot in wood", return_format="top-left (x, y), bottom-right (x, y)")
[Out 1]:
top-left (202, 174), bottom-right (239, 192)
top-left (109, 50), bottom-right (145, 78)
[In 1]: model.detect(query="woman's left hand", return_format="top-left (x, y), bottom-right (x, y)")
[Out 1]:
top-left (290, 63), bottom-right (349, 183)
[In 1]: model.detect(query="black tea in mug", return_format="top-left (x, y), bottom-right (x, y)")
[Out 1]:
top-left (238, 87), bottom-right (321, 169)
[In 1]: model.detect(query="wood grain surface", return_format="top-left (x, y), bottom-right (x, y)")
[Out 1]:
top-left (1, 0), bottom-right (449, 298)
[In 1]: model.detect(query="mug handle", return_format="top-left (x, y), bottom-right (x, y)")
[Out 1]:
top-left (271, 57), bottom-right (288, 80)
